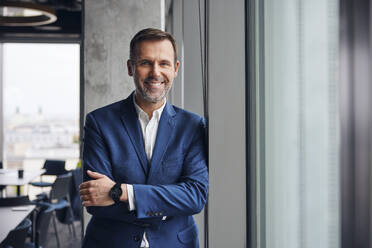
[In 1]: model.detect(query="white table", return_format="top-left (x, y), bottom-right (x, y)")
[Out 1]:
top-left (0, 205), bottom-right (36, 243)
top-left (0, 169), bottom-right (45, 195)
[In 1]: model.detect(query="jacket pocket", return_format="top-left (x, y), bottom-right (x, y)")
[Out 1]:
top-left (177, 223), bottom-right (198, 244)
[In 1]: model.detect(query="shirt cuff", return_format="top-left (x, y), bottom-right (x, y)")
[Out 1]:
top-left (127, 184), bottom-right (136, 211)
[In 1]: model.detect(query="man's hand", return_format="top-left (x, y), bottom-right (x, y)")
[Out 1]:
top-left (79, 170), bottom-right (115, 207)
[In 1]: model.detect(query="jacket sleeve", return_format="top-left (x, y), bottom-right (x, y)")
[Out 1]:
top-left (82, 113), bottom-right (135, 222)
top-left (132, 118), bottom-right (209, 219)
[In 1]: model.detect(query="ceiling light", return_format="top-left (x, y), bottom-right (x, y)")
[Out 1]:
top-left (0, 1), bottom-right (57, 26)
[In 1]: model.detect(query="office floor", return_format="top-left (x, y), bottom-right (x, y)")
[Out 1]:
top-left (45, 220), bottom-right (81, 248)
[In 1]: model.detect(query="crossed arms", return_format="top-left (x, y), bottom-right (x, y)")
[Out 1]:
top-left (79, 113), bottom-right (209, 221)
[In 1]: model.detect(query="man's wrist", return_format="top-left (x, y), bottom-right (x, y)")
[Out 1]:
top-left (120, 184), bottom-right (128, 202)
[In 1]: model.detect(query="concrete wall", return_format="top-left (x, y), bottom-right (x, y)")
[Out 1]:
top-left (84, 0), bottom-right (163, 114)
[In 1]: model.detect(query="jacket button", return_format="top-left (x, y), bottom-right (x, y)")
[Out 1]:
top-left (134, 235), bottom-right (141, 242)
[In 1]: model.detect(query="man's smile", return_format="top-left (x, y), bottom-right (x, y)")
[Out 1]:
top-left (144, 79), bottom-right (166, 90)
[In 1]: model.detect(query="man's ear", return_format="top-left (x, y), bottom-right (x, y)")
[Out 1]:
top-left (127, 60), bottom-right (134, 76)
top-left (174, 60), bottom-right (180, 77)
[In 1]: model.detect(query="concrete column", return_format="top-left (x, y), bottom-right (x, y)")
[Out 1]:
top-left (84, 0), bottom-right (163, 114)
top-left (83, 0), bottom-right (163, 231)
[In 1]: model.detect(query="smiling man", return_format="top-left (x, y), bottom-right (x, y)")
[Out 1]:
top-left (79, 28), bottom-right (209, 248)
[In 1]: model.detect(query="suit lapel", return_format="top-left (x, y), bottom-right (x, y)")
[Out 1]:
top-left (148, 102), bottom-right (176, 180)
top-left (120, 93), bottom-right (149, 175)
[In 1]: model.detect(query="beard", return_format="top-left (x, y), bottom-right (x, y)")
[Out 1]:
top-left (135, 76), bottom-right (171, 103)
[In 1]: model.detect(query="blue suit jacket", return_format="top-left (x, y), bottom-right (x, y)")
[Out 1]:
top-left (82, 93), bottom-right (209, 248)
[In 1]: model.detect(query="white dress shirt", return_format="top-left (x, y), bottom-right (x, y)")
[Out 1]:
top-left (126, 96), bottom-right (166, 248)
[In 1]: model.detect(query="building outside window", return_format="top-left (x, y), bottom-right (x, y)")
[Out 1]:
top-left (2, 43), bottom-right (80, 171)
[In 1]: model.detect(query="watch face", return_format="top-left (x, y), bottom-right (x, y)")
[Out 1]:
top-left (111, 187), bottom-right (121, 198)
top-left (110, 184), bottom-right (122, 202)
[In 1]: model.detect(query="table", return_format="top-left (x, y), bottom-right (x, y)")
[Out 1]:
top-left (0, 169), bottom-right (45, 195)
top-left (0, 204), bottom-right (36, 243)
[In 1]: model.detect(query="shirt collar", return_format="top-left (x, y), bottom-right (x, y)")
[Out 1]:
top-left (133, 94), bottom-right (166, 122)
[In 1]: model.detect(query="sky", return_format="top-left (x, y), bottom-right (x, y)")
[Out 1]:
top-left (3, 43), bottom-right (80, 119)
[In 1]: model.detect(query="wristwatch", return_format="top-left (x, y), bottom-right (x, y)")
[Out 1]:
top-left (109, 183), bottom-right (122, 204)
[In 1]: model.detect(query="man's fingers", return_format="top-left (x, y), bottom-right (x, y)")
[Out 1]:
top-left (87, 170), bottom-right (105, 179)
top-left (79, 180), bottom-right (99, 190)
top-left (79, 188), bottom-right (91, 196)
top-left (80, 195), bottom-right (90, 201)
top-left (79, 182), bottom-right (91, 189)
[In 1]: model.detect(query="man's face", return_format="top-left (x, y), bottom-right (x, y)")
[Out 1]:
top-left (127, 39), bottom-right (180, 104)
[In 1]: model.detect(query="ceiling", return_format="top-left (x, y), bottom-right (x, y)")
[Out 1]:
top-left (0, 0), bottom-right (82, 42)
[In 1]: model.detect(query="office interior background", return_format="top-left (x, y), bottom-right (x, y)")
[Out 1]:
top-left (0, 0), bottom-right (371, 247)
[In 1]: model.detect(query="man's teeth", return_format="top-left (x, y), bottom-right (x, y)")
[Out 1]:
top-left (147, 81), bottom-right (162, 85)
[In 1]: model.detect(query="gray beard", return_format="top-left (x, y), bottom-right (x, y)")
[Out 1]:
top-left (136, 85), bottom-right (170, 103)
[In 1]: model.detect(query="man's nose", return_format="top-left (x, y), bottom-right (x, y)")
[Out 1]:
top-left (151, 63), bottom-right (161, 77)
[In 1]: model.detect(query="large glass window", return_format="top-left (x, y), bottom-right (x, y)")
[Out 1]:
top-left (2, 43), bottom-right (80, 170)
top-left (255, 0), bottom-right (340, 247)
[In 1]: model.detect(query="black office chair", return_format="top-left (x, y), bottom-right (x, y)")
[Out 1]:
top-left (30, 160), bottom-right (67, 188)
top-left (0, 218), bottom-right (32, 248)
top-left (0, 161), bottom-right (6, 197)
top-left (0, 186), bottom-right (6, 198)
top-left (24, 204), bottom-right (54, 248)
top-left (38, 173), bottom-right (76, 248)
top-left (35, 205), bottom-right (54, 248)
top-left (0, 196), bottom-right (31, 207)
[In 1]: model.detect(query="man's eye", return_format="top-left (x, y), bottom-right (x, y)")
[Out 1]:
top-left (140, 61), bottom-right (151, 66)
top-left (160, 62), bottom-right (171, 66)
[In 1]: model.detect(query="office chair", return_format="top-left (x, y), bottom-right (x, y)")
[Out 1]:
top-left (0, 186), bottom-right (6, 198)
top-left (0, 161), bottom-right (6, 197)
top-left (29, 160), bottom-right (67, 188)
top-left (38, 173), bottom-right (76, 248)
top-left (35, 205), bottom-right (54, 248)
top-left (24, 204), bottom-right (54, 248)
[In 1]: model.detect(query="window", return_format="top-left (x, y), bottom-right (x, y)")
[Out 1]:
top-left (254, 0), bottom-right (340, 247)
top-left (2, 43), bottom-right (80, 169)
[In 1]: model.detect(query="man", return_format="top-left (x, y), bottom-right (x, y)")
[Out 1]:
top-left (79, 28), bottom-right (209, 248)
